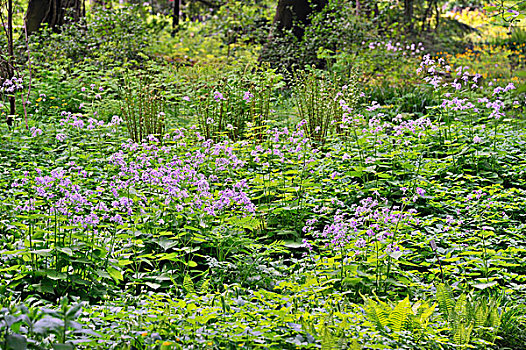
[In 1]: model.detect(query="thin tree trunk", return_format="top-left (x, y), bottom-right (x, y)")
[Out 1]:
top-left (7, 0), bottom-right (15, 126)
top-left (171, 0), bottom-right (180, 36)
top-left (404, 0), bottom-right (413, 32)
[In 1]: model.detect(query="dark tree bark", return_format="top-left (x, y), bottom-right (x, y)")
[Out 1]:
top-left (171, 0), bottom-right (180, 36)
top-left (25, 0), bottom-right (84, 35)
top-left (272, 0), bottom-right (328, 40)
top-left (404, 0), bottom-right (414, 32)
top-left (259, 0), bottom-right (328, 67)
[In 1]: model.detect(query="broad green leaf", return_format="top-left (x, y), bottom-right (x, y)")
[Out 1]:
top-left (107, 266), bottom-right (123, 281)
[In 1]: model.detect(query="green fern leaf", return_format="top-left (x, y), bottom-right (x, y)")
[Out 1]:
top-left (436, 283), bottom-right (454, 319)
top-left (488, 304), bottom-right (501, 330)
top-left (464, 322), bottom-right (474, 345)
top-left (474, 300), bottom-right (488, 328)
top-left (389, 297), bottom-right (412, 337)
top-left (366, 298), bottom-right (392, 333)
top-left (455, 294), bottom-right (469, 323)
top-left (183, 274), bottom-right (195, 293)
top-left (199, 278), bottom-right (210, 294)
top-left (321, 321), bottom-right (337, 350)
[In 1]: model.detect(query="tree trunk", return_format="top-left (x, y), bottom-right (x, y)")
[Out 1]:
top-left (404, 0), bottom-right (414, 32)
top-left (25, 0), bottom-right (84, 35)
top-left (259, 0), bottom-right (328, 67)
top-left (272, 0), bottom-right (328, 40)
top-left (171, 0), bottom-right (180, 36)
top-left (6, 0), bottom-right (16, 126)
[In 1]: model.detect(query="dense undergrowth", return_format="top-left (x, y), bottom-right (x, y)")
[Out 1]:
top-left (1, 1), bottom-right (526, 349)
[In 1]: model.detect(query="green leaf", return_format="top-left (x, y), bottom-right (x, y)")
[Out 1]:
top-left (342, 277), bottom-right (362, 287)
top-left (30, 249), bottom-right (53, 257)
top-left (145, 282), bottom-right (161, 289)
top-left (517, 82), bottom-right (526, 94)
top-left (473, 280), bottom-right (498, 290)
top-left (44, 270), bottom-right (67, 280)
top-left (107, 266), bottom-right (123, 281)
top-left (283, 240), bottom-right (303, 249)
top-left (56, 247), bottom-right (73, 256)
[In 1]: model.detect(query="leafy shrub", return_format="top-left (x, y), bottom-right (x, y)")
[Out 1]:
top-left (29, 5), bottom-right (165, 67)
top-left (260, 0), bottom-right (370, 72)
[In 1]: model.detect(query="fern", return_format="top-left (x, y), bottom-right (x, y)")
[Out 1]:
top-left (436, 287), bottom-right (503, 347)
top-left (389, 297), bottom-right (412, 336)
top-left (365, 299), bottom-right (390, 331)
top-left (474, 300), bottom-right (489, 328)
top-left (454, 294), bottom-right (470, 323)
top-left (199, 279), bottom-right (210, 294)
top-left (183, 274), bottom-right (195, 293)
top-left (454, 322), bottom-right (474, 346)
top-left (320, 321), bottom-right (337, 350)
top-left (436, 283), bottom-right (455, 318)
top-left (365, 297), bottom-right (416, 340)
top-left (488, 305), bottom-right (501, 330)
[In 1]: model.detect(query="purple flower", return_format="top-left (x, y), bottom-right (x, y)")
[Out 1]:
top-left (110, 115), bottom-right (123, 126)
top-left (30, 127), bottom-right (43, 137)
top-left (302, 239), bottom-right (313, 251)
top-left (243, 91), bottom-right (253, 102)
top-left (213, 91), bottom-right (225, 102)
top-left (416, 187), bottom-right (426, 196)
top-left (56, 133), bottom-right (67, 141)
top-left (366, 101), bottom-right (381, 111)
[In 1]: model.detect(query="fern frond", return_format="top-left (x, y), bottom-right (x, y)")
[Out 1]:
top-left (389, 297), bottom-right (412, 337)
top-left (436, 283), bottom-right (454, 319)
top-left (474, 300), bottom-right (489, 328)
top-left (488, 305), bottom-right (501, 330)
top-left (199, 279), bottom-right (210, 294)
top-left (321, 321), bottom-right (337, 350)
top-left (183, 274), bottom-right (195, 293)
top-left (455, 294), bottom-right (467, 319)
